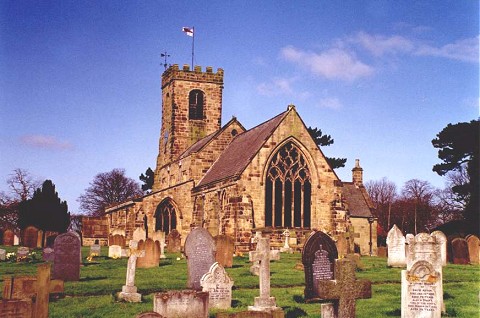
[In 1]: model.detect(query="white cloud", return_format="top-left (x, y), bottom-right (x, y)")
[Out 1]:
top-left (415, 36), bottom-right (479, 63)
top-left (20, 135), bottom-right (72, 150)
top-left (351, 31), bottom-right (414, 56)
top-left (257, 77), bottom-right (295, 96)
top-left (317, 97), bottom-right (343, 110)
top-left (280, 46), bottom-right (374, 81)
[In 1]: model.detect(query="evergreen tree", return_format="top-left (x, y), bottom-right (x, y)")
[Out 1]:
top-left (307, 126), bottom-right (347, 169)
top-left (139, 167), bottom-right (155, 192)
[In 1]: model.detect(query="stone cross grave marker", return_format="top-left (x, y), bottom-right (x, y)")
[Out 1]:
top-left (466, 235), bottom-right (479, 264)
top-left (317, 258), bottom-right (372, 318)
top-left (280, 230), bottom-right (292, 253)
top-left (166, 229), bottom-right (182, 253)
top-left (118, 240), bottom-right (145, 302)
top-left (401, 260), bottom-right (442, 318)
top-left (431, 231), bottom-right (447, 266)
top-left (184, 227), bottom-right (216, 290)
top-left (451, 237), bottom-right (469, 265)
top-left (247, 237), bottom-right (282, 313)
top-left (214, 234), bottom-right (235, 268)
top-left (387, 224), bottom-right (406, 267)
top-left (154, 290), bottom-right (209, 318)
top-left (53, 232), bottom-right (81, 281)
top-left (200, 262), bottom-right (234, 309)
top-left (302, 230), bottom-right (338, 301)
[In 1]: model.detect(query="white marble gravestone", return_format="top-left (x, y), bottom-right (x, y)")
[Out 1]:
top-left (109, 245), bottom-right (122, 258)
top-left (387, 225), bottom-right (406, 267)
top-left (200, 262), bottom-right (234, 309)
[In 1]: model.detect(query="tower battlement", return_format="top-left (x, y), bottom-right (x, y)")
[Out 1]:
top-left (162, 64), bottom-right (224, 89)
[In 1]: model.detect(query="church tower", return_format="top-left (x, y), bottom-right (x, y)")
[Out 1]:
top-left (154, 64), bottom-right (224, 182)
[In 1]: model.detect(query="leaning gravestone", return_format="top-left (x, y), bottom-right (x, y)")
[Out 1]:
top-left (401, 260), bottom-right (442, 318)
top-left (317, 258), bottom-right (372, 318)
top-left (302, 230), bottom-right (338, 301)
top-left (431, 231), bottom-right (447, 266)
top-left (451, 237), bottom-right (469, 265)
top-left (166, 229), bottom-right (182, 253)
top-left (154, 290), bottom-right (209, 318)
top-left (466, 235), bottom-right (479, 265)
top-left (3, 229), bottom-right (14, 246)
top-left (200, 262), bottom-right (234, 309)
top-left (53, 232), bottom-right (81, 281)
top-left (184, 228), bottom-right (216, 290)
top-left (214, 234), bottom-right (235, 268)
top-left (387, 224), bottom-right (406, 267)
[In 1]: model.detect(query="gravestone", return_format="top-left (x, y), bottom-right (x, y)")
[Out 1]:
top-left (136, 312), bottom-right (163, 318)
top-left (53, 232), bottom-right (81, 281)
top-left (22, 226), bottom-right (39, 248)
top-left (42, 247), bottom-right (55, 262)
top-left (387, 224), bottom-right (406, 267)
top-left (118, 240), bottom-right (145, 302)
top-left (466, 235), bottom-right (479, 265)
top-left (13, 235), bottom-right (19, 245)
top-left (90, 244), bottom-right (101, 256)
top-left (336, 233), bottom-right (348, 258)
top-left (109, 245), bottom-right (122, 258)
top-left (0, 249), bottom-right (5, 261)
top-left (153, 290), bottom-right (209, 318)
top-left (302, 230), bottom-right (338, 301)
top-left (451, 238), bottom-right (469, 265)
top-left (217, 310), bottom-right (285, 318)
top-left (16, 247), bottom-right (29, 261)
top-left (280, 229), bottom-right (293, 253)
top-left (248, 237), bottom-right (282, 313)
top-left (184, 228), bottom-right (216, 290)
top-left (214, 234), bottom-right (235, 268)
top-left (377, 246), bottom-right (387, 257)
top-left (110, 234), bottom-right (125, 247)
top-left (166, 229), bottom-right (181, 253)
top-left (133, 228), bottom-right (147, 242)
top-left (317, 258), bottom-right (372, 318)
top-left (321, 303), bottom-right (336, 318)
top-left (152, 231), bottom-right (166, 258)
top-left (0, 299), bottom-right (33, 318)
top-left (200, 262), bottom-right (234, 309)
top-left (3, 229), bottom-right (14, 246)
top-left (431, 231), bottom-right (447, 266)
top-left (401, 260), bottom-right (442, 318)
top-left (137, 238), bottom-right (160, 268)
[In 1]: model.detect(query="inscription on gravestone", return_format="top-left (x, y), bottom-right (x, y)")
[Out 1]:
top-left (312, 249), bottom-right (334, 293)
top-left (185, 228), bottom-right (216, 290)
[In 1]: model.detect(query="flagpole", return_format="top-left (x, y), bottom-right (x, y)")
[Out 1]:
top-left (191, 26), bottom-right (195, 69)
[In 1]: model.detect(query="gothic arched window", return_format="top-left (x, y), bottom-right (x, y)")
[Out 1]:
top-left (155, 198), bottom-right (177, 234)
top-left (189, 89), bottom-right (204, 120)
top-left (265, 141), bottom-right (311, 228)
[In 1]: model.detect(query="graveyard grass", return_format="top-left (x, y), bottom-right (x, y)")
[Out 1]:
top-left (0, 247), bottom-right (478, 318)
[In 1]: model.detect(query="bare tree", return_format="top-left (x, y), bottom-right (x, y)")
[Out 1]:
top-left (365, 178), bottom-right (397, 232)
top-left (401, 179), bottom-right (436, 234)
top-left (78, 168), bottom-right (143, 216)
top-left (7, 168), bottom-right (41, 201)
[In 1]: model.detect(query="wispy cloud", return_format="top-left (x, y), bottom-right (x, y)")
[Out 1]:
top-left (317, 97), bottom-right (343, 110)
top-left (280, 46), bottom-right (374, 81)
top-left (20, 135), bottom-right (73, 150)
top-left (257, 77), bottom-right (295, 96)
top-left (415, 36), bottom-right (479, 63)
top-left (350, 31), bottom-right (414, 56)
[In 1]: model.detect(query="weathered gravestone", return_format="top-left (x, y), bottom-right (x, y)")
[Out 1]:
top-left (42, 247), bottom-right (55, 262)
top-left (335, 233), bottom-right (348, 258)
top-left (16, 247), bottom-right (29, 261)
top-left (0, 249), bottom-right (5, 261)
top-left (377, 246), bottom-right (387, 257)
top-left (214, 234), bottom-right (235, 268)
top-left (133, 228), bottom-right (147, 242)
top-left (451, 237), bottom-right (469, 265)
top-left (2, 263), bottom-right (63, 318)
top-left (152, 231), bottom-right (167, 259)
top-left (0, 299), bottom-right (33, 318)
top-left (22, 226), bottom-right (39, 249)
top-left (387, 224), bottom-right (406, 267)
top-left (3, 229), bottom-right (14, 246)
top-left (466, 235), bottom-right (479, 265)
top-left (118, 240), bottom-right (145, 302)
top-left (431, 231), bottom-right (447, 266)
top-left (247, 237), bottom-right (282, 313)
top-left (321, 303), bottom-right (336, 318)
top-left (166, 229), bottom-right (182, 253)
top-left (302, 230), bottom-right (338, 301)
top-left (185, 228), bottom-right (216, 290)
top-left (317, 258), bottom-right (372, 318)
top-left (109, 245), bottom-right (122, 258)
top-left (153, 290), bottom-right (209, 318)
top-left (53, 232), bottom-right (81, 281)
top-left (110, 234), bottom-right (125, 247)
top-left (137, 238), bottom-right (160, 268)
top-left (90, 244), bottom-right (101, 256)
top-left (135, 312), bottom-right (164, 318)
top-left (200, 262), bottom-right (234, 309)
top-left (217, 310), bottom-right (285, 318)
top-left (401, 260), bottom-right (442, 318)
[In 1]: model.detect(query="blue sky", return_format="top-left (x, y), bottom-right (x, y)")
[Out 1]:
top-left (1, 1), bottom-right (478, 214)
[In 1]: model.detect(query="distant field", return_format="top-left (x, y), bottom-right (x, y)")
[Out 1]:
top-left (0, 246), bottom-right (478, 317)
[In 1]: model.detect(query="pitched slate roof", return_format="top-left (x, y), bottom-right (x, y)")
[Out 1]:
top-left (195, 110), bottom-right (289, 188)
top-left (342, 182), bottom-right (374, 217)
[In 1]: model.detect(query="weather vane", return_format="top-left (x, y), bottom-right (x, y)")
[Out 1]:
top-left (161, 51), bottom-right (170, 70)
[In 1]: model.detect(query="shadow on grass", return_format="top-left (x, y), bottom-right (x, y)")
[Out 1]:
top-left (293, 295), bottom-right (304, 303)
top-left (444, 292), bottom-right (454, 299)
top-left (385, 308), bottom-right (401, 316)
top-left (283, 306), bottom-right (308, 318)
top-left (231, 264), bottom-right (243, 269)
top-left (80, 276), bottom-right (107, 282)
top-left (231, 299), bottom-right (243, 308)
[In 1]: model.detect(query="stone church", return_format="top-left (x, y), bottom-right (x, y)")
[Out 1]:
top-left (102, 64), bottom-right (377, 255)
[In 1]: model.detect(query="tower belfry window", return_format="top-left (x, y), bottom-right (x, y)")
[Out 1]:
top-left (265, 141), bottom-right (311, 228)
top-left (189, 89), bottom-right (204, 120)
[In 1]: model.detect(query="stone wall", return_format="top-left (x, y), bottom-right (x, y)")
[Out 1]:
top-left (350, 217), bottom-right (378, 256)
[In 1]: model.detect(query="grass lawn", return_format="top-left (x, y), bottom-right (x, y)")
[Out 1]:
top-left (0, 246), bottom-right (478, 317)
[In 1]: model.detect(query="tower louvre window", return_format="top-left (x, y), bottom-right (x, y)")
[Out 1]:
top-left (189, 89), bottom-right (204, 120)
top-left (265, 141), bottom-right (311, 228)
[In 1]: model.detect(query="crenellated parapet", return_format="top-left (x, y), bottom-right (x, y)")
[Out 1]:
top-left (161, 64), bottom-right (224, 89)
